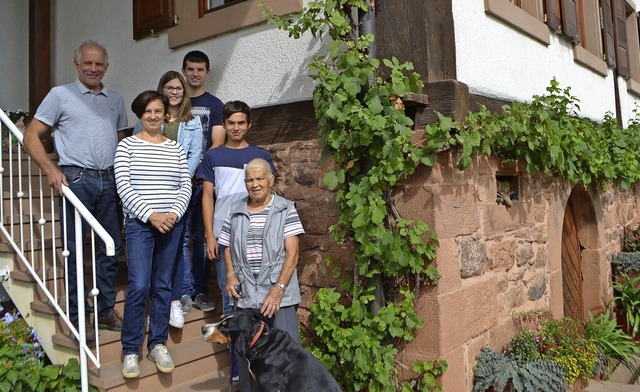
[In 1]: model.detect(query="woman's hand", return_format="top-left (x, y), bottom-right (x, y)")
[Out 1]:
top-left (261, 286), bottom-right (285, 318)
top-left (148, 212), bottom-right (176, 233)
top-left (226, 273), bottom-right (241, 299)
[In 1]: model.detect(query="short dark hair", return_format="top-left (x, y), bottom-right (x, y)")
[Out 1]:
top-left (223, 100), bottom-right (251, 124)
top-left (131, 90), bottom-right (168, 119)
top-left (182, 50), bottom-right (210, 71)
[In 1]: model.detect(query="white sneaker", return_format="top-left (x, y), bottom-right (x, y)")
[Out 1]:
top-left (169, 301), bottom-right (184, 329)
top-left (148, 344), bottom-right (174, 373)
top-left (122, 354), bottom-right (140, 378)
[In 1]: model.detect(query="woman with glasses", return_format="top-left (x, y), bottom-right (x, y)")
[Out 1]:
top-left (133, 71), bottom-right (203, 329)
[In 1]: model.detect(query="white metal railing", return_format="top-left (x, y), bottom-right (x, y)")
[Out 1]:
top-left (0, 108), bottom-right (114, 392)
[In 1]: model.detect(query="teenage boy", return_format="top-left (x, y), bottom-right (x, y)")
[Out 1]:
top-left (179, 51), bottom-right (225, 314)
top-left (197, 101), bottom-right (276, 318)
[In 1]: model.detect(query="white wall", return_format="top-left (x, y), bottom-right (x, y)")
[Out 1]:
top-left (50, 0), bottom-right (324, 126)
top-left (452, 0), bottom-right (640, 126)
top-left (0, 0), bottom-right (29, 112)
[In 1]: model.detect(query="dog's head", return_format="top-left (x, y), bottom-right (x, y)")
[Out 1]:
top-left (201, 309), bottom-right (267, 356)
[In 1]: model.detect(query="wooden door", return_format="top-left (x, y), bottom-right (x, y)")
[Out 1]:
top-left (561, 198), bottom-right (584, 320)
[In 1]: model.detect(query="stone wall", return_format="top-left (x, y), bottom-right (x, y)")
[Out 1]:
top-left (263, 138), bottom-right (640, 391)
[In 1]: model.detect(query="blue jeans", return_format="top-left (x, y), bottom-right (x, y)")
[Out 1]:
top-left (181, 182), bottom-right (207, 297)
top-left (121, 217), bottom-right (182, 356)
top-left (60, 166), bottom-right (121, 321)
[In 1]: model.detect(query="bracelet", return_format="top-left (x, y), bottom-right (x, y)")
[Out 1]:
top-left (276, 282), bottom-right (286, 290)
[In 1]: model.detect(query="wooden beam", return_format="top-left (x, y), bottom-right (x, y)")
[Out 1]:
top-left (29, 0), bottom-right (51, 114)
top-left (376, 0), bottom-right (456, 83)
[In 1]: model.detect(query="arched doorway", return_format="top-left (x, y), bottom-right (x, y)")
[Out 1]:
top-left (560, 186), bottom-right (601, 320)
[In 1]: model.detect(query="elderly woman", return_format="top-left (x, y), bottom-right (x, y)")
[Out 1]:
top-left (219, 158), bottom-right (305, 392)
top-left (115, 90), bottom-right (192, 379)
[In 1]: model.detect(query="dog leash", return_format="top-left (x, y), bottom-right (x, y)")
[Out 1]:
top-left (229, 284), bottom-right (241, 392)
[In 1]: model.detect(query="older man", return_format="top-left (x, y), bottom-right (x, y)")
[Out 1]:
top-left (24, 40), bottom-right (127, 340)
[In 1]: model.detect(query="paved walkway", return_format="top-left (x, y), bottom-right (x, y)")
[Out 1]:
top-left (583, 380), bottom-right (640, 391)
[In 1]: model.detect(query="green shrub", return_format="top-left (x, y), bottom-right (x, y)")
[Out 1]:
top-left (0, 306), bottom-right (97, 392)
top-left (584, 309), bottom-right (640, 376)
top-left (612, 273), bottom-right (640, 337)
top-left (612, 251), bottom-right (640, 274)
top-left (473, 347), bottom-right (567, 392)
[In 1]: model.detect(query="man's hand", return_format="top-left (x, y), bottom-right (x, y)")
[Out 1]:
top-left (45, 167), bottom-right (68, 195)
top-left (205, 235), bottom-right (219, 259)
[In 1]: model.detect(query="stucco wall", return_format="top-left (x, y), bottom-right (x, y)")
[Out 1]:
top-left (48, 0), bottom-right (323, 126)
top-left (452, 0), bottom-right (640, 127)
top-left (0, 0), bottom-right (29, 112)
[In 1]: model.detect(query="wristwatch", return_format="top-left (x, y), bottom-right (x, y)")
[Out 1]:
top-left (276, 282), bottom-right (286, 290)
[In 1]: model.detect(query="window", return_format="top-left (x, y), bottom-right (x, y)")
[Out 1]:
top-left (612, 0), bottom-right (640, 95)
top-left (201, 0), bottom-right (247, 14)
top-left (485, 0), bottom-right (551, 44)
top-left (168, 0), bottom-right (300, 49)
top-left (132, 0), bottom-right (174, 40)
top-left (571, 0), bottom-right (608, 75)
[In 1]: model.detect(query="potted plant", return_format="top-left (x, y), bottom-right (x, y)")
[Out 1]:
top-left (611, 273), bottom-right (640, 339)
top-left (583, 309), bottom-right (640, 377)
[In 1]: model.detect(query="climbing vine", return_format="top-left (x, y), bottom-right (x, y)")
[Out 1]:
top-left (265, 1), bottom-right (640, 391)
top-left (265, 1), bottom-right (450, 391)
top-left (456, 78), bottom-right (640, 190)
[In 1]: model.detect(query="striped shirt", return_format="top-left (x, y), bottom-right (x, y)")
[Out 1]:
top-left (218, 196), bottom-right (304, 278)
top-left (114, 136), bottom-right (192, 223)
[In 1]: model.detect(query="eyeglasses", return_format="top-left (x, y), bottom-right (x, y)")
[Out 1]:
top-left (163, 86), bottom-right (184, 93)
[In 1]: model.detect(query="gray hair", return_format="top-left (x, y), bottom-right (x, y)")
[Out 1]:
top-left (74, 40), bottom-right (109, 64)
top-left (245, 158), bottom-right (275, 181)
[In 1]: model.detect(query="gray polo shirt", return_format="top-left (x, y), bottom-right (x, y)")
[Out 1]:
top-left (34, 79), bottom-right (128, 170)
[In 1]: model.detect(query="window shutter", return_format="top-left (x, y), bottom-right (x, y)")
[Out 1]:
top-left (546, 0), bottom-right (563, 32)
top-left (612, 0), bottom-right (630, 78)
top-left (521, 0), bottom-right (541, 19)
top-left (561, 0), bottom-right (581, 43)
top-left (601, 0), bottom-right (616, 67)
top-left (133, 0), bottom-right (174, 40)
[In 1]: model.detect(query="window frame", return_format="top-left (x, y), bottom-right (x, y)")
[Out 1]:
top-left (484, 0), bottom-right (551, 45)
top-left (168, 0), bottom-right (301, 49)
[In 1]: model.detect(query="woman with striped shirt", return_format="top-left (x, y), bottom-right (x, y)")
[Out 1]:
top-left (115, 90), bottom-right (192, 379)
top-left (219, 158), bottom-right (305, 392)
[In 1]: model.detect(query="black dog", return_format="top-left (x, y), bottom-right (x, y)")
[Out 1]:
top-left (201, 308), bottom-right (342, 392)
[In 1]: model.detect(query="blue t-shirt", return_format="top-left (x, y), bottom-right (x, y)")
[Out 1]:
top-left (196, 145), bottom-right (276, 237)
top-left (190, 92), bottom-right (223, 151)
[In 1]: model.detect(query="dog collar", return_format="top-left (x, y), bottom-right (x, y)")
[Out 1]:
top-left (249, 321), bottom-right (265, 348)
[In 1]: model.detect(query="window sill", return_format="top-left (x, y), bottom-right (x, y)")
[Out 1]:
top-left (484, 0), bottom-right (550, 46)
top-left (573, 45), bottom-right (608, 77)
top-left (168, 0), bottom-right (300, 49)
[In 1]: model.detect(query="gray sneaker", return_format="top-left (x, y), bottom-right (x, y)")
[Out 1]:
top-left (180, 294), bottom-right (194, 314)
top-left (147, 344), bottom-right (174, 373)
top-left (193, 293), bottom-right (216, 312)
top-left (121, 354), bottom-right (140, 378)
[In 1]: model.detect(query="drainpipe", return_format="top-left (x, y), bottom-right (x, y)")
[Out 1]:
top-left (359, 0), bottom-right (384, 315)
top-left (613, 68), bottom-right (623, 129)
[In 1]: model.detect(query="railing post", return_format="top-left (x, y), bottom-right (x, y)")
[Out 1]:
top-left (75, 210), bottom-right (88, 392)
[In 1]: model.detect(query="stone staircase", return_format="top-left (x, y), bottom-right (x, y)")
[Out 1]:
top-left (0, 156), bottom-right (235, 391)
